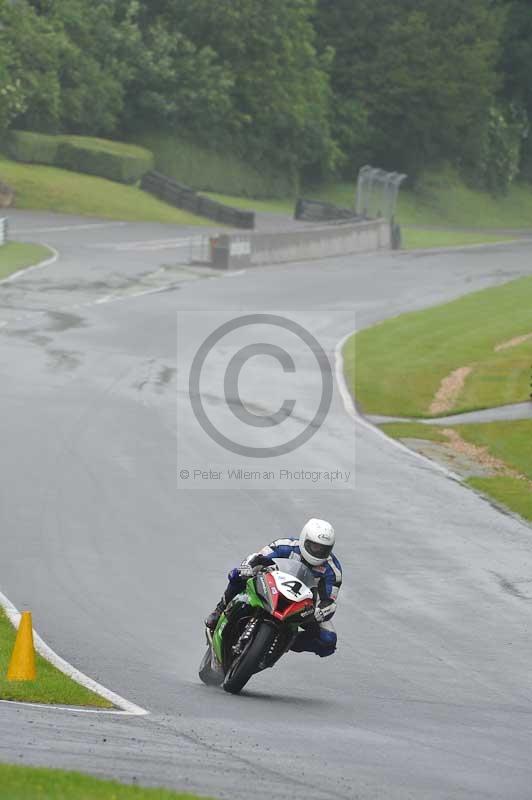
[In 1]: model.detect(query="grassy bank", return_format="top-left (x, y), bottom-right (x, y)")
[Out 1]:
top-left (400, 228), bottom-right (516, 250)
top-left (134, 132), bottom-right (295, 198)
top-left (312, 171), bottom-right (532, 230)
top-left (0, 608), bottom-right (111, 707)
top-left (0, 242), bottom-right (52, 280)
top-left (380, 420), bottom-right (532, 523)
top-left (345, 276), bottom-right (532, 418)
top-left (0, 157), bottom-right (209, 225)
top-left (0, 765), bottom-right (212, 800)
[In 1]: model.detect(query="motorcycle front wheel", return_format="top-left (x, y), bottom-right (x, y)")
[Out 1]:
top-left (222, 622), bottom-right (277, 694)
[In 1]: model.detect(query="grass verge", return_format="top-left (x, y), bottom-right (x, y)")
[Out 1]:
top-left (312, 171), bottom-right (532, 230)
top-left (380, 420), bottom-right (532, 523)
top-left (0, 157), bottom-right (209, 225)
top-left (401, 228), bottom-right (515, 250)
top-left (379, 422), bottom-right (449, 442)
top-left (0, 242), bottom-right (52, 281)
top-left (467, 476), bottom-right (532, 522)
top-left (456, 420), bottom-right (532, 480)
top-left (345, 276), bottom-right (532, 417)
top-left (0, 608), bottom-right (111, 707)
top-left (0, 764), bottom-right (212, 799)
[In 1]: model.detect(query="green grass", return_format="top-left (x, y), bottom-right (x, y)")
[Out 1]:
top-left (345, 276), bottom-right (532, 417)
top-left (401, 228), bottom-right (515, 250)
top-left (397, 170), bottom-right (532, 229)
top-left (382, 418), bottom-right (532, 525)
top-left (379, 422), bottom-right (449, 442)
top-left (0, 764), bottom-right (212, 800)
top-left (195, 168), bottom-right (532, 239)
top-left (0, 608), bottom-right (111, 707)
top-left (456, 420), bottom-right (532, 481)
top-left (0, 156), bottom-right (209, 225)
top-left (133, 132), bottom-right (295, 198)
top-left (0, 242), bottom-right (52, 280)
top-left (312, 171), bottom-right (532, 230)
top-left (467, 476), bottom-right (532, 522)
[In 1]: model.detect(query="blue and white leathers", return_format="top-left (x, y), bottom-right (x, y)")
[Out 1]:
top-left (239, 538), bottom-right (342, 657)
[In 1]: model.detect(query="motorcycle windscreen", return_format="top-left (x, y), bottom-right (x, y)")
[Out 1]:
top-left (272, 557), bottom-right (317, 588)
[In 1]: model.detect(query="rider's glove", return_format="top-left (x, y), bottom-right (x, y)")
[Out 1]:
top-left (228, 567), bottom-right (242, 583)
top-left (238, 564), bottom-right (254, 579)
top-left (314, 600), bottom-right (336, 623)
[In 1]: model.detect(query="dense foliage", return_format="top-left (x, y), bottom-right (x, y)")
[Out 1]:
top-left (0, 0), bottom-right (531, 193)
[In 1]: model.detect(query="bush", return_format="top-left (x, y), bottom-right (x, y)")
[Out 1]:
top-left (7, 130), bottom-right (59, 164)
top-left (7, 131), bottom-right (154, 184)
top-left (56, 138), bottom-right (153, 184)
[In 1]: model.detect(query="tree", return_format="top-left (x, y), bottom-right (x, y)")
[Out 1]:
top-left (499, 0), bottom-right (532, 180)
top-left (316, 0), bottom-right (503, 179)
top-left (157, 0), bottom-right (337, 177)
top-left (120, 14), bottom-right (234, 138)
top-left (0, 0), bottom-right (63, 131)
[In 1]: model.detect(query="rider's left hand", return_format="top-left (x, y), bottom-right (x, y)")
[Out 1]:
top-left (314, 600), bottom-right (336, 623)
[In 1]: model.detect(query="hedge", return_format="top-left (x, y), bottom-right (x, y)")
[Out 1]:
top-left (7, 131), bottom-right (59, 165)
top-left (6, 131), bottom-right (154, 184)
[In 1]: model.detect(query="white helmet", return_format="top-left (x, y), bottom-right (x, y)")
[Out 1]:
top-left (299, 518), bottom-right (335, 566)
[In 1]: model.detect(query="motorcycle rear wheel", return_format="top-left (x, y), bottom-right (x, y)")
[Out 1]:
top-left (222, 622), bottom-right (276, 694)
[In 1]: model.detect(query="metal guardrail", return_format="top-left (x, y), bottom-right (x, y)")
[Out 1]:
top-left (141, 171), bottom-right (255, 229)
top-left (0, 218), bottom-right (7, 247)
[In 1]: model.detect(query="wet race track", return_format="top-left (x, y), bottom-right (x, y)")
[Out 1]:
top-left (1, 210), bottom-right (532, 799)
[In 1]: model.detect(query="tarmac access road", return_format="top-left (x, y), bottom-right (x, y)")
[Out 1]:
top-left (0, 211), bottom-right (532, 799)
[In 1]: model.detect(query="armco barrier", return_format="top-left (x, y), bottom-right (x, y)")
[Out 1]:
top-left (0, 218), bottom-right (7, 247)
top-left (211, 218), bottom-right (391, 269)
top-left (141, 171), bottom-right (255, 229)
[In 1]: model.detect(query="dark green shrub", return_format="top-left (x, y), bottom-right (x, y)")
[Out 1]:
top-left (7, 131), bottom-right (154, 184)
top-left (56, 139), bottom-right (153, 184)
top-left (7, 131), bottom-right (59, 164)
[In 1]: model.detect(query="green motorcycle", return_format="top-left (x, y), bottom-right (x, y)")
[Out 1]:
top-left (199, 558), bottom-right (316, 694)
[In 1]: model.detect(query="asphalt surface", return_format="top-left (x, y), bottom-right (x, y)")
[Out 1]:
top-left (370, 401), bottom-right (532, 426)
top-left (1, 211), bottom-right (532, 799)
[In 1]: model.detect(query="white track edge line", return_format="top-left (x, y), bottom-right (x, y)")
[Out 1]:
top-left (0, 590), bottom-right (148, 716)
top-left (0, 244), bottom-right (59, 286)
top-left (334, 331), bottom-right (463, 482)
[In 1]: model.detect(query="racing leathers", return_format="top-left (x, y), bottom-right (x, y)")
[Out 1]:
top-left (208, 538), bottom-right (342, 657)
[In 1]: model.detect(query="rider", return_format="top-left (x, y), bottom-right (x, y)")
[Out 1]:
top-left (206, 519), bottom-right (341, 658)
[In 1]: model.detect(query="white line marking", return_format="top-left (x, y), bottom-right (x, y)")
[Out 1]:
top-left (0, 699), bottom-right (140, 716)
top-left (223, 269), bottom-right (247, 278)
top-left (334, 331), bottom-right (462, 481)
top-left (0, 245), bottom-right (59, 286)
top-left (0, 590), bottom-right (148, 716)
top-left (11, 222), bottom-right (128, 235)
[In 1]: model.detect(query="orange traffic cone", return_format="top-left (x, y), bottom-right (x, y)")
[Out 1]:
top-left (7, 611), bottom-right (37, 681)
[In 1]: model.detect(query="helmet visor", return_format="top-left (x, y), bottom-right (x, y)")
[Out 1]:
top-left (305, 540), bottom-right (333, 561)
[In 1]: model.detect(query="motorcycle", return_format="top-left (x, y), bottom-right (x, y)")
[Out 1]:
top-left (199, 558), bottom-right (317, 694)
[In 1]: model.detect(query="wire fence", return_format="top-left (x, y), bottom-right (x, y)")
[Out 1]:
top-left (355, 166), bottom-right (407, 221)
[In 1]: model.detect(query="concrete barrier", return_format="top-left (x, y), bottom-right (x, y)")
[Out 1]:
top-left (0, 218), bottom-right (7, 247)
top-left (211, 218), bottom-right (391, 269)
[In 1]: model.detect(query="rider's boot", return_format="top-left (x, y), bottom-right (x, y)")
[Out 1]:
top-left (205, 596), bottom-right (226, 631)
